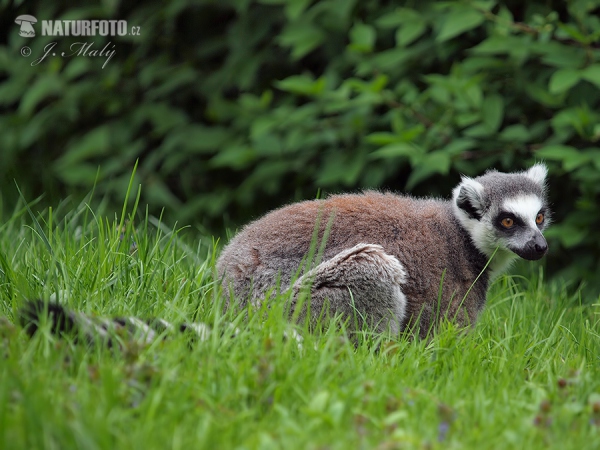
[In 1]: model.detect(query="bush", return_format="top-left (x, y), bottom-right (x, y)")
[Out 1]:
top-left (0, 0), bottom-right (599, 293)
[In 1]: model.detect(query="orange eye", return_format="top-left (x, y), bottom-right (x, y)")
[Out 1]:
top-left (536, 213), bottom-right (544, 225)
top-left (501, 218), bottom-right (514, 228)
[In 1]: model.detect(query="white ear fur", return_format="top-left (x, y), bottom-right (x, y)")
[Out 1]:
top-left (524, 163), bottom-right (547, 185)
top-left (453, 176), bottom-right (485, 219)
top-left (458, 176), bottom-right (485, 205)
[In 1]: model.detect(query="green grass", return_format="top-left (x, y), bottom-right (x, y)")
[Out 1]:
top-left (1, 199), bottom-right (599, 450)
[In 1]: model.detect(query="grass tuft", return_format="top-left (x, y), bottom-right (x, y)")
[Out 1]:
top-left (0, 203), bottom-right (599, 449)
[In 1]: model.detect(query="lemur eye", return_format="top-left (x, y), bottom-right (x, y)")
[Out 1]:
top-left (536, 213), bottom-right (544, 224)
top-left (501, 218), bottom-right (514, 228)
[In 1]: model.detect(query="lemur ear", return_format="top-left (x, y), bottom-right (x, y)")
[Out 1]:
top-left (524, 163), bottom-right (548, 186)
top-left (454, 177), bottom-right (485, 220)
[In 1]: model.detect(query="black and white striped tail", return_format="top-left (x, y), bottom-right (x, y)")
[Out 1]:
top-left (18, 299), bottom-right (215, 347)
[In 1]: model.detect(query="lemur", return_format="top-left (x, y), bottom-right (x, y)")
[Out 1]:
top-left (216, 163), bottom-right (550, 338)
top-left (19, 164), bottom-right (550, 342)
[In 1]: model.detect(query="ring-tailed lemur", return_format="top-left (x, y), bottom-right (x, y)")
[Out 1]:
top-left (19, 164), bottom-right (550, 342)
top-left (217, 163), bottom-right (550, 338)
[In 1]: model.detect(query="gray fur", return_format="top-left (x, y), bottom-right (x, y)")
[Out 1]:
top-left (217, 164), bottom-right (550, 338)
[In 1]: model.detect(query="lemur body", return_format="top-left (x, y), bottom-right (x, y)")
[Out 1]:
top-left (20, 165), bottom-right (550, 342)
top-left (217, 164), bottom-right (550, 337)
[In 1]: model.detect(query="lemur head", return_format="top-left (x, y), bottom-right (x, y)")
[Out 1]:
top-left (452, 164), bottom-right (550, 275)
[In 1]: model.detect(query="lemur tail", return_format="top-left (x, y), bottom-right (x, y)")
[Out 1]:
top-left (18, 299), bottom-right (214, 347)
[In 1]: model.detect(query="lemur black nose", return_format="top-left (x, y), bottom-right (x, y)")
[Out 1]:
top-left (525, 234), bottom-right (548, 260)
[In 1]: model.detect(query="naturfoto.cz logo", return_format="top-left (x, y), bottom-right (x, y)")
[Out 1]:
top-left (15, 15), bottom-right (138, 37)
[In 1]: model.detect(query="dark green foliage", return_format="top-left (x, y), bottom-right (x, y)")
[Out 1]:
top-left (0, 0), bottom-right (599, 293)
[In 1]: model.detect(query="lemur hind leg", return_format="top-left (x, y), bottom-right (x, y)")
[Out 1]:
top-left (290, 243), bottom-right (408, 334)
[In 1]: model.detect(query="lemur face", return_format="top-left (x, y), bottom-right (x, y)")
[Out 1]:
top-left (493, 194), bottom-right (548, 260)
top-left (452, 164), bottom-right (550, 265)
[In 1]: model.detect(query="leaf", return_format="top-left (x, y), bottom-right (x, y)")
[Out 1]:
top-left (160, 125), bottom-right (230, 155)
top-left (563, 153), bottom-right (591, 171)
top-left (145, 178), bottom-right (182, 207)
top-left (493, 6), bottom-right (514, 35)
top-left (398, 124), bottom-right (426, 142)
top-left (376, 8), bottom-right (421, 28)
top-left (499, 124), bottom-right (530, 142)
top-left (278, 22), bottom-right (325, 59)
top-left (369, 46), bottom-right (424, 73)
top-left (547, 223), bottom-right (587, 247)
top-left (146, 67), bottom-right (198, 99)
top-left (455, 112), bottom-right (479, 128)
top-left (63, 58), bottom-right (91, 80)
top-left (556, 22), bottom-right (590, 45)
top-left (436, 8), bottom-right (484, 42)
top-left (396, 21), bottom-right (427, 47)
top-left (481, 94), bottom-right (504, 133)
top-left (18, 75), bottom-right (63, 117)
top-left (594, 126), bottom-right (600, 145)
top-left (275, 75), bottom-right (325, 96)
top-left (316, 152), bottom-right (364, 186)
top-left (536, 145), bottom-right (590, 171)
top-left (406, 151), bottom-right (451, 190)
top-left (549, 68), bottom-right (581, 94)
top-left (472, 1), bottom-right (497, 11)
top-left (369, 143), bottom-right (418, 159)
top-left (209, 145), bottom-right (256, 170)
top-left (581, 64), bottom-right (600, 89)
top-left (138, 102), bottom-right (189, 136)
top-left (58, 126), bottom-right (112, 167)
top-left (463, 123), bottom-right (493, 138)
top-left (369, 74), bottom-right (389, 92)
top-left (535, 144), bottom-right (578, 160)
top-left (283, 0), bottom-right (312, 21)
top-left (537, 42), bottom-right (586, 68)
top-left (464, 83), bottom-right (483, 109)
top-left (366, 132), bottom-right (400, 146)
top-left (525, 82), bottom-right (564, 108)
top-left (471, 36), bottom-right (520, 54)
top-left (55, 163), bottom-right (104, 186)
top-left (250, 117), bottom-right (277, 139)
top-left (349, 23), bottom-right (376, 53)
top-left (442, 138), bottom-right (476, 155)
top-left (252, 133), bottom-right (282, 156)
